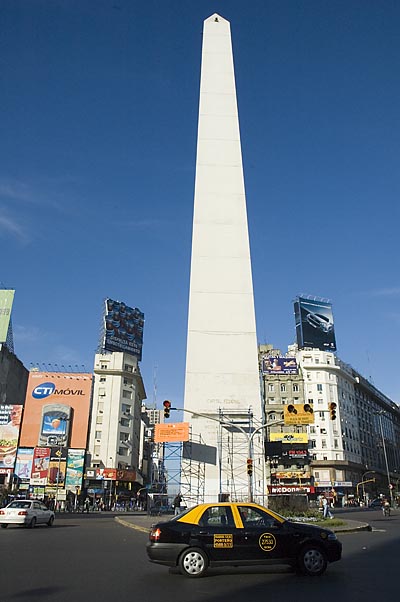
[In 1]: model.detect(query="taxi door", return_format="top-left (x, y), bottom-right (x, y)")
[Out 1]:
top-left (194, 506), bottom-right (237, 561)
top-left (234, 505), bottom-right (297, 562)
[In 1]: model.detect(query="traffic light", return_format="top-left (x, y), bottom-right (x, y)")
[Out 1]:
top-left (246, 458), bottom-right (253, 476)
top-left (329, 402), bottom-right (337, 420)
top-left (163, 400), bottom-right (171, 419)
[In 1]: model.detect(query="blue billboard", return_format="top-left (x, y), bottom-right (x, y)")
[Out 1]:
top-left (294, 297), bottom-right (337, 351)
top-left (262, 357), bottom-right (298, 374)
top-left (103, 298), bottom-right (144, 359)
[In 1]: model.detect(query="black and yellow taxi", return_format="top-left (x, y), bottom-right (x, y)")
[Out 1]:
top-left (147, 502), bottom-right (342, 578)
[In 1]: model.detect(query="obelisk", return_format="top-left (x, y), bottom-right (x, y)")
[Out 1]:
top-left (183, 14), bottom-right (263, 503)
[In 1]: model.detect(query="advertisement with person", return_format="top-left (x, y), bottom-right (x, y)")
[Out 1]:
top-left (294, 296), bottom-right (337, 351)
top-left (15, 448), bottom-right (34, 481)
top-left (30, 447), bottom-right (51, 485)
top-left (0, 289), bottom-right (15, 343)
top-left (0, 404), bottom-right (23, 469)
top-left (19, 372), bottom-right (92, 449)
top-left (103, 298), bottom-right (145, 359)
top-left (261, 357), bottom-right (298, 374)
top-left (65, 449), bottom-right (85, 491)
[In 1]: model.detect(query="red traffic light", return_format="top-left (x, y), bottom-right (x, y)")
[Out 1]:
top-left (329, 402), bottom-right (337, 420)
top-left (163, 400), bottom-right (171, 418)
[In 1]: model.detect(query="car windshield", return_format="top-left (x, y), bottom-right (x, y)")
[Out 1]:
top-left (8, 501), bottom-right (31, 509)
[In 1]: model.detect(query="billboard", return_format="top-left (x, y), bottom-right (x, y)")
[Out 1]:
top-left (0, 404), bottom-right (23, 470)
top-left (19, 372), bottom-right (92, 449)
top-left (65, 449), bottom-right (85, 491)
top-left (294, 296), bottom-right (336, 351)
top-left (284, 404), bottom-right (315, 425)
top-left (261, 357), bottom-right (298, 374)
top-left (15, 448), bottom-right (34, 481)
top-left (0, 289), bottom-right (15, 343)
top-left (154, 422), bottom-right (190, 443)
top-left (30, 447), bottom-right (51, 485)
top-left (269, 432), bottom-right (309, 444)
top-left (103, 298), bottom-right (144, 359)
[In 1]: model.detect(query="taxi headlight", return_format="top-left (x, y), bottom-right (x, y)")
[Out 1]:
top-left (327, 532), bottom-right (337, 541)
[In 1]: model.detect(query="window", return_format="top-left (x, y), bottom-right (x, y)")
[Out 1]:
top-left (124, 364), bottom-right (133, 373)
top-left (280, 384), bottom-right (286, 392)
top-left (100, 364), bottom-right (107, 370)
top-left (318, 398), bottom-right (323, 405)
top-left (238, 506), bottom-right (280, 529)
top-left (334, 439), bottom-right (339, 449)
top-left (98, 402), bottom-right (104, 412)
top-left (100, 377), bottom-right (106, 383)
top-left (124, 377), bottom-right (133, 385)
top-left (122, 404), bottom-right (131, 414)
top-left (310, 440), bottom-right (316, 448)
top-left (122, 390), bottom-right (132, 399)
top-left (94, 445), bottom-right (100, 455)
top-left (317, 384), bottom-right (323, 392)
top-left (315, 358), bottom-right (320, 364)
top-left (314, 471), bottom-right (320, 479)
top-left (95, 430), bottom-right (102, 439)
top-left (310, 426), bottom-right (316, 434)
top-left (118, 447), bottom-right (128, 456)
top-left (268, 384), bottom-right (275, 392)
top-left (120, 432), bottom-right (129, 442)
top-left (120, 418), bottom-right (130, 428)
top-left (319, 412), bottom-right (325, 421)
top-left (98, 388), bottom-right (106, 397)
top-left (96, 416), bottom-right (103, 425)
top-left (293, 384), bottom-right (299, 392)
top-left (321, 440), bottom-right (327, 448)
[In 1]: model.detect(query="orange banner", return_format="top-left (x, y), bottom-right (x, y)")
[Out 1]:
top-left (154, 422), bottom-right (190, 443)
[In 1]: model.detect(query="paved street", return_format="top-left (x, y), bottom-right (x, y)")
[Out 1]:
top-left (1, 508), bottom-right (399, 602)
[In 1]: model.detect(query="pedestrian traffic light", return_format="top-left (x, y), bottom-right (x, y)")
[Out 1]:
top-left (329, 402), bottom-right (337, 420)
top-left (246, 458), bottom-right (253, 476)
top-left (163, 400), bottom-right (171, 419)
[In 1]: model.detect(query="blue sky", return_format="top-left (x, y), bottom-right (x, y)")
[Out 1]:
top-left (1, 1), bottom-right (399, 405)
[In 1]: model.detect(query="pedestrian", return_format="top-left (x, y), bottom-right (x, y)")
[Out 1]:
top-left (322, 496), bottom-right (333, 519)
top-left (84, 498), bottom-right (90, 513)
top-left (173, 493), bottom-right (182, 515)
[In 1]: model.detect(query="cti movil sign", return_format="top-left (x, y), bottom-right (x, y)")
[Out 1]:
top-left (32, 382), bottom-right (86, 399)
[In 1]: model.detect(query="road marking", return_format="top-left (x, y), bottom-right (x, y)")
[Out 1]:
top-left (115, 517), bottom-right (149, 533)
top-left (371, 528), bottom-right (386, 532)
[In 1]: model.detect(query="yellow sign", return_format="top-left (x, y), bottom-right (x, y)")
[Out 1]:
top-left (214, 534), bottom-right (233, 548)
top-left (269, 432), bottom-right (308, 444)
top-left (275, 471), bottom-right (311, 479)
top-left (284, 404), bottom-right (314, 425)
top-left (259, 532), bottom-right (276, 552)
top-left (154, 422), bottom-right (190, 443)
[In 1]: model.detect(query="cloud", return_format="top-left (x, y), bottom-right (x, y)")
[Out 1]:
top-left (13, 324), bottom-right (43, 344)
top-left (370, 287), bottom-right (400, 297)
top-left (0, 209), bottom-right (29, 243)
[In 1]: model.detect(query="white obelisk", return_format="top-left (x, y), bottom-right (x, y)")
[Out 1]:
top-left (183, 14), bottom-right (263, 504)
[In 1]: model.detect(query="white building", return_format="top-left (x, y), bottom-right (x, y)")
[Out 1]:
top-left (88, 352), bottom-right (146, 473)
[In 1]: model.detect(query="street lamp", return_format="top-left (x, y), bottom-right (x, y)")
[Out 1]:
top-left (375, 411), bottom-right (394, 506)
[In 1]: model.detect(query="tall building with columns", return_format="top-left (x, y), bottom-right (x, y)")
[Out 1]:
top-left (183, 14), bottom-right (263, 504)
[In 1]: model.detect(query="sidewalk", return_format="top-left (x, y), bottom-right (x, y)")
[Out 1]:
top-left (114, 512), bottom-right (371, 534)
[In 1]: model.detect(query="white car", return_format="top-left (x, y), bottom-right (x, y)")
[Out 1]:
top-left (0, 500), bottom-right (55, 528)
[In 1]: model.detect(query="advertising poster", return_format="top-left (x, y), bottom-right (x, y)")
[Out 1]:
top-left (30, 447), bottom-right (51, 485)
top-left (0, 289), bottom-right (15, 343)
top-left (294, 296), bottom-right (337, 351)
top-left (19, 372), bottom-right (92, 449)
top-left (0, 404), bottom-right (23, 469)
top-left (15, 448), bottom-right (34, 481)
top-left (103, 298), bottom-right (144, 359)
top-left (269, 432), bottom-right (309, 444)
top-left (261, 357), bottom-right (298, 374)
top-left (48, 447), bottom-right (67, 487)
top-left (284, 404), bottom-right (315, 425)
top-left (65, 449), bottom-right (85, 491)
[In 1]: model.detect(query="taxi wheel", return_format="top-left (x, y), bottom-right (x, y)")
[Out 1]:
top-left (1, 524), bottom-right (8, 529)
top-left (47, 516), bottom-right (54, 527)
top-left (179, 547), bottom-right (209, 578)
top-left (297, 545), bottom-right (327, 576)
top-left (28, 517), bottom-right (37, 529)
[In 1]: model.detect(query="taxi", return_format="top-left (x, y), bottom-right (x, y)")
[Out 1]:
top-left (146, 502), bottom-right (342, 578)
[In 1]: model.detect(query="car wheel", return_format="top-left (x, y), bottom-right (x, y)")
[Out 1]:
top-left (179, 547), bottom-right (209, 578)
top-left (28, 517), bottom-right (37, 529)
top-left (47, 516), bottom-right (54, 527)
top-left (1, 524), bottom-right (8, 529)
top-left (297, 545), bottom-right (327, 576)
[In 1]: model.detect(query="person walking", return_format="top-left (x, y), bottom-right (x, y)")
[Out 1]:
top-left (322, 495), bottom-right (333, 519)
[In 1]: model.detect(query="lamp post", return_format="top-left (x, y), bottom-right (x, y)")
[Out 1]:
top-left (375, 411), bottom-right (394, 507)
top-left (361, 470), bottom-right (375, 503)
